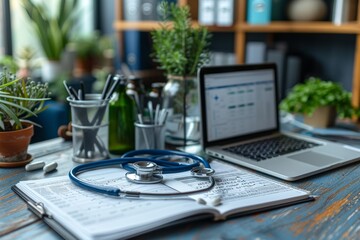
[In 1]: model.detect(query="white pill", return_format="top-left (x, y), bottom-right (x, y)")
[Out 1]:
top-left (210, 196), bottom-right (222, 206)
top-left (25, 161), bottom-right (45, 171)
top-left (196, 198), bottom-right (207, 205)
top-left (43, 162), bottom-right (58, 173)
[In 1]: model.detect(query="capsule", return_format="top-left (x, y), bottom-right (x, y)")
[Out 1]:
top-left (43, 162), bottom-right (58, 173)
top-left (210, 196), bottom-right (222, 206)
top-left (196, 197), bottom-right (207, 205)
top-left (25, 161), bottom-right (45, 171)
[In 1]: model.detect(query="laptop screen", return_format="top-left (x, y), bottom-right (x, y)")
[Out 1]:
top-left (199, 64), bottom-right (278, 145)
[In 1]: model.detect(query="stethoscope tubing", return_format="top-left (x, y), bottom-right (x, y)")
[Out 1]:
top-left (69, 150), bottom-right (215, 198)
top-left (122, 149), bottom-right (211, 171)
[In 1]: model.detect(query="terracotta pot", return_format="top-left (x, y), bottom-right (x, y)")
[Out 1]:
top-left (74, 57), bottom-right (95, 76)
top-left (304, 106), bottom-right (336, 128)
top-left (0, 123), bottom-right (34, 162)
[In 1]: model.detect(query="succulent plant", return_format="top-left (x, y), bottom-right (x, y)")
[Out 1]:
top-left (0, 69), bottom-right (50, 131)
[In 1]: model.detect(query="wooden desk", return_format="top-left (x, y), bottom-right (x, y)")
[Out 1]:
top-left (1, 138), bottom-right (359, 240)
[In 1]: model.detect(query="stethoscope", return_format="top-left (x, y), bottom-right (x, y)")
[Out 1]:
top-left (69, 149), bottom-right (216, 200)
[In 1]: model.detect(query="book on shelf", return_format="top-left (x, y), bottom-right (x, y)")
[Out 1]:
top-left (247, 0), bottom-right (272, 25)
top-left (140, 0), bottom-right (158, 21)
top-left (123, 31), bottom-right (153, 71)
top-left (123, 0), bottom-right (176, 21)
top-left (123, 0), bottom-right (141, 21)
top-left (266, 47), bottom-right (286, 100)
top-left (199, 0), bottom-right (216, 25)
top-left (13, 160), bottom-right (314, 240)
top-left (209, 52), bottom-right (236, 66)
top-left (271, 0), bottom-right (286, 21)
top-left (284, 55), bottom-right (301, 96)
top-left (216, 0), bottom-right (234, 26)
top-left (245, 41), bottom-right (266, 64)
top-left (332, 0), bottom-right (357, 25)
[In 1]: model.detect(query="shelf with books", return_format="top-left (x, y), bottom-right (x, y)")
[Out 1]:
top-left (114, 0), bottom-right (360, 110)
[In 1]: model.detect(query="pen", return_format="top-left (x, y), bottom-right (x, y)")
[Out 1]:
top-left (78, 89), bottom-right (83, 100)
top-left (148, 101), bottom-right (153, 123)
top-left (154, 104), bottom-right (160, 125)
top-left (138, 113), bottom-right (150, 149)
top-left (63, 81), bottom-right (73, 99)
top-left (101, 74), bottom-right (112, 100)
top-left (80, 81), bottom-right (85, 100)
top-left (68, 86), bottom-right (79, 100)
top-left (105, 74), bottom-right (122, 100)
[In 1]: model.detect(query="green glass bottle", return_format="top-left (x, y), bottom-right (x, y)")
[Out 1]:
top-left (108, 79), bottom-right (135, 155)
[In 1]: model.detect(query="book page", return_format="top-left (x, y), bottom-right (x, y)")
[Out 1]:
top-left (17, 168), bottom-right (215, 240)
top-left (16, 160), bottom-right (310, 239)
top-left (165, 160), bottom-right (310, 218)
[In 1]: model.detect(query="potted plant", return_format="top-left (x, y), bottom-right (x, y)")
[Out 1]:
top-left (0, 69), bottom-right (49, 166)
top-left (21, 0), bottom-right (78, 82)
top-left (72, 33), bottom-right (101, 76)
top-left (279, 77), bottom-right (359, 128)
top-left (151, 2), bottom-right (211, 145)
top-left (0, 46), bottom-right (40, 79)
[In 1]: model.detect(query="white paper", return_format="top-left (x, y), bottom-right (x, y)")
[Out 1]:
top-left (17, 161), bottom-right (309, 239)
top-left (18, 168), bottom-right (212, 240)
top-left (165, 161), bottom-right (309, 217)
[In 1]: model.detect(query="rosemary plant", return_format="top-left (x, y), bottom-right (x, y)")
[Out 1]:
top-left (151, 2), bottom-right (211, 76)
top-left (0, 69), bottom-right (50, 131)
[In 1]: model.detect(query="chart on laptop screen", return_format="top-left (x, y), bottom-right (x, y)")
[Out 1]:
top-left (204, 69), bottom-right (277, 142)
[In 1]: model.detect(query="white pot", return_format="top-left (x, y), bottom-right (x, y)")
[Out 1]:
top-left (288, 0), bottom-right (327, 21)
top-left (41, 60), bottom-right (63, 82)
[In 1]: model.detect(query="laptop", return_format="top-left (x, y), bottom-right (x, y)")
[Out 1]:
top-left (198, 63), bottom-right (360, 181)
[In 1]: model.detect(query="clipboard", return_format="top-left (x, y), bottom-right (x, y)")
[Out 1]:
top-left (12, 160), bottom-right (315, 240)
top-left (12, 184), bottom-right (316, 240)
top-left (12, 185), bottom-right (78, 240)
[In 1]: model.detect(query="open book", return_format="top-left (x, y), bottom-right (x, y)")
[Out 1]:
top-left (13, 160), bottom-right (313, 240)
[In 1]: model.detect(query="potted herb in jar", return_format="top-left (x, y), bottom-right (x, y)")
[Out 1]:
top-left (280, 77), bottom-right (359, 128)
top-left (0, 69), bottom-right (49, 167)
top-left (151, 2), bottom-right (211, 145)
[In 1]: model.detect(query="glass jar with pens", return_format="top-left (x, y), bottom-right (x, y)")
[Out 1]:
top-left (64, 75), bottom-right (124, 162)
top-left (135, 102), bottom-right (168, 150)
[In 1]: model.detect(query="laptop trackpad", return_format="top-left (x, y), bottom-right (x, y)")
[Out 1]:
top-left (289, 151), bottom-right (342, 167)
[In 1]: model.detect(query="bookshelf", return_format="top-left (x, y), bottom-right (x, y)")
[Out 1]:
top-left (114, 0), bottom-right (360, 108)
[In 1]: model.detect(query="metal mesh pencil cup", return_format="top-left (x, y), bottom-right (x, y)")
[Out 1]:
top-left (68, 94), bottom-right (110, 163)
top-left (135, 122), bottom-right (165, 150)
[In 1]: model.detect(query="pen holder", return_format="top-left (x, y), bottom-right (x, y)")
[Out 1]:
top-left (68, 94), bottom-right (110, 163)
top-left (135, 122), bottom-right (165, 150)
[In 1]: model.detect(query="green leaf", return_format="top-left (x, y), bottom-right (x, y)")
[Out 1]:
top-left (0, 103), bottom-right (21, 129)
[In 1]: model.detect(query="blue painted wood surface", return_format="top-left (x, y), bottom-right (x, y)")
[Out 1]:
top-left (1, 139), bottom-right (359, 239)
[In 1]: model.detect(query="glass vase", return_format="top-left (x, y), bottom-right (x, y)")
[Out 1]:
top-left (162, 75), bottom-right (200, 145)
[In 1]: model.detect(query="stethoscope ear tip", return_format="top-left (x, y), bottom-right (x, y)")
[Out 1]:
top-left (196, 195), bottom-right (222, 206)
top-left (191, 167), bottom-right (215, 177)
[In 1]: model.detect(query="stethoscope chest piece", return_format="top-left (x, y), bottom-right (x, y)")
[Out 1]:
top-left (125, 161), bottom-right (163, 184)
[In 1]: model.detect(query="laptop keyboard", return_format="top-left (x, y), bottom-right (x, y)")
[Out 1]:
top-left (223, 135), bottom-right (321, 161)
